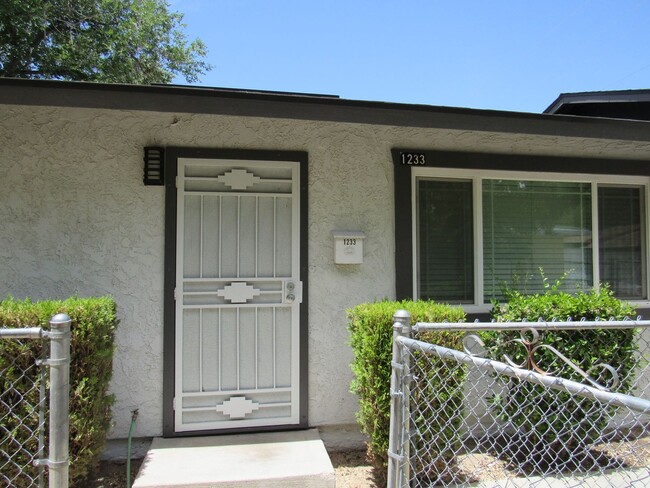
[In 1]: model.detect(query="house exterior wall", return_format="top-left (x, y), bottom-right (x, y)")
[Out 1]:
top-left (2, 103), bottom-right (650, 439)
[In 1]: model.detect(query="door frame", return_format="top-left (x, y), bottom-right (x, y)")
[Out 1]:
top-left (162, 147), bottom-right (309, 437)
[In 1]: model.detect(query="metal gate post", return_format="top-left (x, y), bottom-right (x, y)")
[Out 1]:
top-left (48, 314), bottom-right (71, 488)
top-left (387, 310), bottom-right (411, 488)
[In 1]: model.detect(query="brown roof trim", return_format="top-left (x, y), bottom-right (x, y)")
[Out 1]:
top-left (2, 78), bottom-right (650, 142)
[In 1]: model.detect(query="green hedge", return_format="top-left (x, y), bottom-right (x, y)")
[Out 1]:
top-left (486, 286), bottom-right (638, 459)
top-left (348, 300), bottom-right (466, 475)
top-left (0, 296), bottom-right (117, 486)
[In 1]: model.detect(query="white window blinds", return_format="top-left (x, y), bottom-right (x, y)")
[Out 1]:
top-left (415, 172), bottom-right (647, 305)
top-left (482, 180), bottom-right (593, 301)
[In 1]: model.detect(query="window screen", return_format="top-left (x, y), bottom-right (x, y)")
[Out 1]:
top-left (482, 180), bottom-right (593, 301)
top-left (598, 186), bottom-right (646, 300)
top-left (418, 179), bottom-right (474, 303)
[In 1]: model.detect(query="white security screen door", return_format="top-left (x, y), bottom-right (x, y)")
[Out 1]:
top-left (174, 158), bottom-right (302, 432)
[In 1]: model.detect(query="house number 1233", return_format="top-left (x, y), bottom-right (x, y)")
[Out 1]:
top-left (401, 152), bottom-right (426, 165)
top-left (344, 238), bottom-right (357, 246)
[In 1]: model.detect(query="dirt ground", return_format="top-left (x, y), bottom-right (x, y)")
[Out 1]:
top-left (72, 435), bottom-right (650, 487)
top-left (81, 449), bottom-right (378, 487)
top-left (328, 449), bottom-right (379, 487)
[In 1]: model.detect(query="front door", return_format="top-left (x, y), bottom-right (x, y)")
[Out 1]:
top-left (173, 156), bottom-right (303, 432)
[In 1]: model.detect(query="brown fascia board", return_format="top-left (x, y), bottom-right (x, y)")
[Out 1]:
top-left (1, 77), bottom-right (650, 142)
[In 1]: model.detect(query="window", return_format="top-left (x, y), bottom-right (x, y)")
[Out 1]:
top-left (418, 179), bottom-right (473, 302)
top-left (482, 179), bottom-right (592, 301)
top-left (598, 186), bottom-right (646, 300)
top-left (413, 169), bottom-right (647, 306)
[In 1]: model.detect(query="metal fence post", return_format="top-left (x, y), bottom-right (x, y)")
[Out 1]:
top-left (48, 313), bottom-right (71, 488)
top-left (388, 310), bottom-right (411, 488)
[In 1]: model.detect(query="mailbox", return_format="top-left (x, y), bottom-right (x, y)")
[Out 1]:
top-left (332, 231), bottom-right (366, 264)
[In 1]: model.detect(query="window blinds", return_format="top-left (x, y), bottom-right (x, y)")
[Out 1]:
top-left (482, 180), bottom-right (593, 301)
top-left (598, 186), bottom-right (645, 299)
top-left (418, 179), bottom-right (474, 303)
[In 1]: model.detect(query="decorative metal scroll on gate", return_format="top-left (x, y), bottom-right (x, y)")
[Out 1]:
top-left (462, 326), bottom-right (621, 391)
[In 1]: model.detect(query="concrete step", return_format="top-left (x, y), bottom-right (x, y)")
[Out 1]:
top-left (132, 429), bottom-right (335, 488)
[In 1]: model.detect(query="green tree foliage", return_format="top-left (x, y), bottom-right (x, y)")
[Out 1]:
top-left (0, 0), bottom-right (211, 83)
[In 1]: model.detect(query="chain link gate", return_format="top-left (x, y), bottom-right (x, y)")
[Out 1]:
top-left (388, 311), bottom-right (650, 487)
top-left (0, 314), bottom-right (71, 488)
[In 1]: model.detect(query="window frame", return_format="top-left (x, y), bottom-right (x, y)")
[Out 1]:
top-left (411, 166), bottom-right (650, 312)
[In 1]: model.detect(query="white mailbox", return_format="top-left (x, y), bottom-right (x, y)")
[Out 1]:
top-left (332, 231), bottom-right (366, 264)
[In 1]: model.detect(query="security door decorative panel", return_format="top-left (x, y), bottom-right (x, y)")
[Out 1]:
top-left (175, 158), bottom-right (302, 432)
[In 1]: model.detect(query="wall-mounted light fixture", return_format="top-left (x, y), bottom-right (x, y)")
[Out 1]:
top-left (143, 147), bottom-right (165, 186)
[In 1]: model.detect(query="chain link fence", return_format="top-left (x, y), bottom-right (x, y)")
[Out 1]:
top-left (0, 315), bottom-right (71, 488)
top-left (388, 311), bottom-right (650, 487)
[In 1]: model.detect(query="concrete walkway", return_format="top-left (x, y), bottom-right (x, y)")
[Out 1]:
top-left (132, 429), bottom-right (335, 488)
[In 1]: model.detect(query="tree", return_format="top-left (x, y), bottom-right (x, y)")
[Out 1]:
top-left (0, 0), bottom-right (211, 84)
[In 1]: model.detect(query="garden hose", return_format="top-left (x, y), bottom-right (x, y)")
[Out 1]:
top-left (126, 409), bottom-right (139, 488)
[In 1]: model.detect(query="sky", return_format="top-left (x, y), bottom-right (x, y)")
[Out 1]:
top-left (170, 1), bottom-right (650, 114)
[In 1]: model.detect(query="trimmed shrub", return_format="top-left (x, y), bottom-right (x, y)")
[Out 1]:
top-left (348, 300), bottom-right (466, 476)
top-left (485, 286), bottom-right (638, 462)
top-left (0, 296), bottom-right (117, 486)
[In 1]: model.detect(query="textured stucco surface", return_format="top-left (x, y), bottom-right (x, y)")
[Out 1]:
top-left (2, 104), bottom-right (650, 438)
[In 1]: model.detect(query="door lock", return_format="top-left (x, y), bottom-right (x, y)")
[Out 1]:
top-left (283, 281), bottom-right (302, 304)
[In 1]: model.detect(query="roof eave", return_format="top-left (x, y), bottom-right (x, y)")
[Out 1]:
top-left (2, 78), bottom-right (650, 143)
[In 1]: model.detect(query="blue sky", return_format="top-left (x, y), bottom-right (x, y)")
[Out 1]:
top-left (170, 1), bottom-right (650, 114)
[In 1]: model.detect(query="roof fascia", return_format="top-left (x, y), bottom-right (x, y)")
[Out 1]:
top-left (545, 90), bottom-right (650, 114)
top-left (2, 78), bottom-right (650, 142)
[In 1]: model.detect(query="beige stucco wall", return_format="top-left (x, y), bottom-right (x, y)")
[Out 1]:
top-left (2, 104), bottom-right (650, 439)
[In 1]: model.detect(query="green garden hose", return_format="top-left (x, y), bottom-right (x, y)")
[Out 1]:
top-left (126, 409), bottom-right (139, 488)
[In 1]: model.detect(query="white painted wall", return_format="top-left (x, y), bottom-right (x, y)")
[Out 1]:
top-left (2, 104), bottom-right (650, 439)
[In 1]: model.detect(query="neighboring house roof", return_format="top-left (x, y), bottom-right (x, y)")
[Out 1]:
top-left (1, 78), bottom-right (649, 142)
top-left (545, 89), bottom-right (650, 121)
